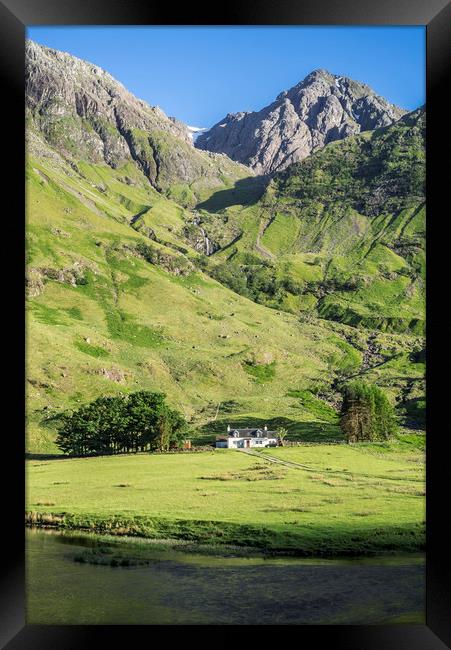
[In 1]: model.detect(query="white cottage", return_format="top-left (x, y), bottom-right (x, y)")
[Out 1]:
top-left (215, 425), bottom-right (278, 449)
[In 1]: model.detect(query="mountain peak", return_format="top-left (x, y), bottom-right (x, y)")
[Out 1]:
top-left (195, 70), bottom-right (406, 174)
top-left (304, 68), bottom-right (335, 80)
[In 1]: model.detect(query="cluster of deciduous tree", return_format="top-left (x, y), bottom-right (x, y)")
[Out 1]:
top-left (340, 380), bottom-right (398, 443)
top-left (55, 391), bottom-right (187, 456)
top-left (210, 257), bottom-right (305, 306)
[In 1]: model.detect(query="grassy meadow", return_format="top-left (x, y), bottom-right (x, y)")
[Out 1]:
top-left (26, 433), bottom-right (425, 555)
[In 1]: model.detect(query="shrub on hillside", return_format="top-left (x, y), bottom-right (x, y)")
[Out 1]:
top-left (340, 380), bottom-right (398, 443)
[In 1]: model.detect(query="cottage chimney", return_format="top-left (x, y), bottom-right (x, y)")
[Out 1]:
top-left (264, 425), bottom-right (267, 432)
top-left (227, 424), bottom-right (231, 433)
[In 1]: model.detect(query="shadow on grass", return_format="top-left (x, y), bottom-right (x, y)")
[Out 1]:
top-left (26, 452), bottom-right (66, 461)
top-left (401, 397), bottom-right (426, 430)
top-left (191, 416), bottom-right (344, 445)
top-left (26, 511), bottom-right (425, 554)
top-left (196, 176), bottom-right (268, 212)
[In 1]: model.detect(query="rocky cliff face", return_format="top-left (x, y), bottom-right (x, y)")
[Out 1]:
top-left (26, 40), bottom-right (190, 161)
top-left (26, 40), bottom-right (252, 198)
top-left (195, 69), bottom-right (406, 174)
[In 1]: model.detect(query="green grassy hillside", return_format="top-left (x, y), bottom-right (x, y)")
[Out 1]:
top-left (26, 151), bottom-right (333, 452)
top-left (26, 141), bottom-right (424, 453)
top-left (202, 109), bottom-right (425, 335)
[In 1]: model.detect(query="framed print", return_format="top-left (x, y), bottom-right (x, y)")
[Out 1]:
top-left (1, 0), bottom-right (450, 647)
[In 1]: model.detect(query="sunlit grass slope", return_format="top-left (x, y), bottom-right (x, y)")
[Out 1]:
top-left (25, 154), bottom-right (361, 453)
top-left (26, 141), bottom-right (425, 454)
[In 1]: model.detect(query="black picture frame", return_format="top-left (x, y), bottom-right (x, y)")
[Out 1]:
top-left (1, 1), bottom-right (450, 647)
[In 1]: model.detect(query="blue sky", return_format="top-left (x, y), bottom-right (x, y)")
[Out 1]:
top-left (27, 26), bottom-right (425, 128)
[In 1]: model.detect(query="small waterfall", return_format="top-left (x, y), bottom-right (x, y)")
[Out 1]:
top-left (200, 228), bottom-right (211, 256)
top-left (191, 215), bottom-right (212, 256)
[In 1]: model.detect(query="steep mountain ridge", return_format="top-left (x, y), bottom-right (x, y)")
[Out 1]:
top-left (195, 69), bottom-right (406, 174)
top-left (26, 39), bottom-right (252, 205)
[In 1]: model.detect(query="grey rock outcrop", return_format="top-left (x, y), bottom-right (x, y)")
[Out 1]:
top-left (195, 69), bottom-right (406, 174)
top-left (26, 40), bottom-right (190, 165)
top-left (26, 40), bottom-right (252, 195)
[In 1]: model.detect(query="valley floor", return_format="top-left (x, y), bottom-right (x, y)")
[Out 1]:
top-left (26, 434), bottom-right (425, 556)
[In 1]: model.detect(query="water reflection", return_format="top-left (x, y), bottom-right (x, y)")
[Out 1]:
top-left (26, 529), bottom-right (425, 625)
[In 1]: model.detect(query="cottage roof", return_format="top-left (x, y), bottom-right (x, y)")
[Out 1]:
top-left (228, 428), bottom-right (277, 438)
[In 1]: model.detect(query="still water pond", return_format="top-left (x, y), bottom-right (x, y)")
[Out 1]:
top-left (26, 529), bottom-right (424, 625)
